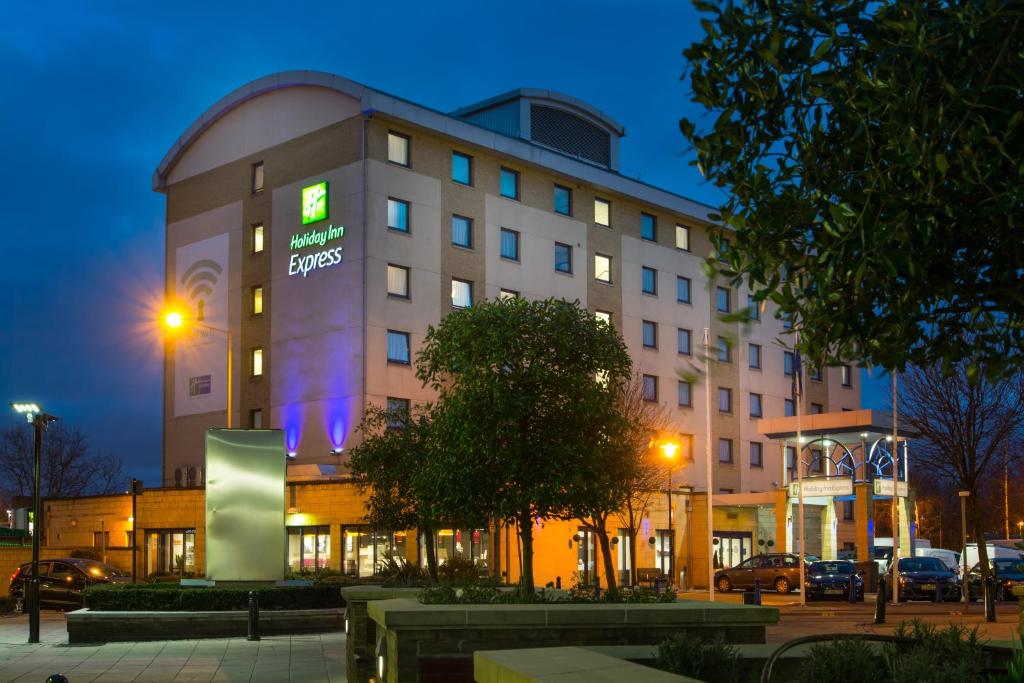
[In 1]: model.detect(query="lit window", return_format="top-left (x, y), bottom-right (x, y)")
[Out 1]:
top-left (677, 381), bottom-right (692, 407)
top-left (675, 224), bottom-right (690, 251)
top-left (251, 224), bottom-right (264, 254)
top-left (749, 393), bottom-right (763, 418)
top-left (784, 352), bottom-right (795, 376)
top-left (750, 442), bottom-right (763, 468)
top-left (386, 397), bottom-right (410, 429)
top-left (595, 310), bottom-right (611, 325)
top-left (251, 347), bottom-right (263, 377)
top-left (719, 438), bottom-right (733, 463)
top-left (500, 168), bottom-right (519, 200)
top-left (387, 132), bottom-right (410, 166)
top-left (718, 387), bottom-right (732, 413)
top-left (499, 289), bottom-right (519, 300)
top-left (784, 398), bottom-right (795, 417)
top-left (554, 185), bottom-right (572, 215)
top-left (716, 287), bottom-right (731, 313)
top-left (641, 212), bottom-right (657, 241)
top-left (841, 364), bottom-right (852, 387)
top-left (594, 198), bottom-right (611, 227)
top-left (747, 294), bottom-right (761, 321)
top-left (677, 328), bottom-right (691, 355)
top-left (387, 264), bottom-right (410, 298)
top-left (641, 267), bottom-right (657, 295)
top-left (642, 375), bottom-right (658, 402)
top-left (595, 254), bottom-right (612, 283)
top-left (749, 343), bottom-right (761, 369)
top-left (451, 279), bottom-right (473, 308)
top-left (386, 331), bottom-right (410, 364)
top-left (252, 286), bottom-right (263, 315)
top-left (387, 198), bottom-right (409, 232)
top-left (451, 151), bottom-right (472, 185)
top-left (251, 162), bottom-right (264, 193)
top-left (717, 336), bottom-right (731, 363)
top-left (500, 228), bottom-right (519, 261)
top-left (554, 243), bottom-right (572, 273)
top-left (642, 320), bottom-right (657, 349)
top-left (250, 409), bottom-right (263, 429)
top-left (451, 215), bottom-right (472, 248)
top-left (676, 276), bottom-right (691, 303)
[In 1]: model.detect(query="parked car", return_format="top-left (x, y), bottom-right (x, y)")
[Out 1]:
top-left (886, 557), bottom-right (961, 602)
top-left (962, 543), bottom-right (1024, 570)
top-left (804, 561), bottom-right (865, 602)
top-left (9, 559), bottom-right (130, 611)
top-left (966, 558), bottom-right (1024, 601)
top-left (714, 553), bottom-right (804, 594)
top-left (915, 548), bottom-right (961, 574)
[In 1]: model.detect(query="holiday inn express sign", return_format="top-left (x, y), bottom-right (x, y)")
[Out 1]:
top-left (289, 180), bottom-right (345, 277)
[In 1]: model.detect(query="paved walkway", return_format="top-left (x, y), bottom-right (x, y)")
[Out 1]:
top-left (0, 613), bottom-right (347, 682)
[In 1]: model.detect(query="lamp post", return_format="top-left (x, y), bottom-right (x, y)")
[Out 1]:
top-left (959, 490), bottom-right (970, 608)
top-left (10, 402), bottom-right (58, 644)
top-left (163, 309), bottom-right (233, 428)
top-left (661, 441), bottom-right (680, 588)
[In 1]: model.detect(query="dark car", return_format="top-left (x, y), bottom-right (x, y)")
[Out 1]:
top-left (886, 557), bottom-right (960, 602)
top-left (804, 561), bottom-right (864, 602)
top-left (966, 558), bottom-right (1024, 601)
top-left (9, 559), bottom-right (130, 611)
top-left (714, 553), bottom-right (804, 594)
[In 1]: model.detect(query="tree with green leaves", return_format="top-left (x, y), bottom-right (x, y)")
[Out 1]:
top-left (416, 297), bottom-right (632, 593)
top-left (681, 0), bottom-right (1023, 380)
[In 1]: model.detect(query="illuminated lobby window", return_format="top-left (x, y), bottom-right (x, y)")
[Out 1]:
top-left (145, 529), bottom-right (196, 577)
top-left (343, 526), bottom-right (406, 577)
top-left (421, 528), bottom-right (489, 570)
top-left (287, 525), bottom-right (330, 573)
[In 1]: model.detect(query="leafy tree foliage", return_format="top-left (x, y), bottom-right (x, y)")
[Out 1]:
top-left (416, 297), bottom-right (632, 592)
top-left (682, 0), bottom-right (1024, 379)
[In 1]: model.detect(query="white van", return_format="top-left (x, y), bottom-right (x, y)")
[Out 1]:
top-left (962, 543), bottom-right (1023, 570)
top-left (915, 547), bottom-right (961, 573)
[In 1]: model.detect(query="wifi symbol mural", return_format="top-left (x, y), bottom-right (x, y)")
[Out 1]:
top-left (180, 258), bottom-right (223, 321)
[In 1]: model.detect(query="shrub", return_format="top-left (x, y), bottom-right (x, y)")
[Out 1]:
top-left (83, 584), bottom-right (343, 611)
top-left (655, 632), bottom-right (740, 683)
top-left (437, 556), bottom-right (480, 583)
top-left (68, 548), bottom-right (103, 561)
top-left (797, 638), bottom-right (888, 683)
top-left (887, 620), bottom-right (984, 683)
top-left (377, 557), bottom-right (429, 587)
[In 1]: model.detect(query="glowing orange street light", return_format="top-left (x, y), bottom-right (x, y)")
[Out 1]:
top-left (163, 311), bottom-right (184, 329)
top-left (160, 307), bottom-right (233, 428)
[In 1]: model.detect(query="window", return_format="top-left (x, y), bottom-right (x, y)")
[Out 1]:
top-left (500, 228), bottom-right (520, 261)
top-left (642, 375), bottom-right (658, 402)
top-left (749, 343), bottom-right (761, 369)
top-left (387, 198), bottom-right (409, 232)
top-left (344, 526), bottom-right (405, 577)
top-left (655, 530), bottom-right (672, 574)
top-left (499, 167), bottom-right (519, 199)
top-left (749, 393), bottom-right (763, 418)
top-left (717, 336), bottom-right (731, 363)
top-left (676, 276), bottom-right (691, 303)
top-left (451, 279), bottom-right (473, 308)
top-left (595, 310), bottom-right (611, 325)
top-left (782, 313), bottom-right (792, 330)
top-left (252, 286), bottom-right (263, 315)
top-left (750, 442), bottom-right (763, 468)
top-left (810, 403), bottom-right (824, 414)
top-left (841, 364), bottom-right (852, 387)
top-left (251, 347), bottom-right (263, 377)
top-left (719, 438), bottom-right (734, 463)
top-left (594, 198), bottom-right (610, 226)
top-left (251, 224), bottom-right (264, 253)
top-left (843, 501), bottom-right (854, 521)
top-left (499, 289), bottom-right (519, 300)
top-left (387, 331), bottom-right (410, 364)
top-left (641, 266), bottom-right (657, 295)
top-left (784, 398), bottom-right (795, 417)
top-left (809, 365), bottom-right (822, 382)
top-left (594, 254), bottom-right (612, 283)
top-left (675, 224), bottom-right (690, 251)
top-left (642, 320), bottom-right (657, 349)
top-left (677, 328), bottom-right (692, 355)
top-left (451, 215), bottom-right (472, 248)
top-left (747, 294), bottom-right (761, 321)
top-left (251, 161), bottom-right (264, 193)
top-left (387, 132), bottom-right (410, 166)
top-left (386, 397), bottom-right (410, 429)
top-left (451, 151), bottom-right (472, 185)
top-left (145, 530), bottom-right (196, 576)
top-left (716, 286), bottom-right (731, 313)
top-left (677, 381), bottom-right (693, 407)
top-left (250, 408), bottom-right (263, 429)
top-left (288, 526), bottom-right (331, 572)
top-left (640, 212), bottom-right (657, 241)
top-left (387, 264), bottom-right (410, 298)
top-left (786, 446), bottom-right (797, 473)
top-left (718, 387), bottom-right (732, 413)
top-left (554, 243), bottom-right (572, 273)
top-left (554, 184), bottom-right (572, 215)
top-left (811, 448), bottom-right (823, 473)
top-left (784, 352), bottom-right (795, 376)
top-left (93, 531), bottom-right (110, 548)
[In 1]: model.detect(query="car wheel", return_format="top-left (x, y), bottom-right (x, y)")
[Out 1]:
top-left (717, 576), bottom-right (732, 593)
top-left (775, 577), bottom-right (791, 594)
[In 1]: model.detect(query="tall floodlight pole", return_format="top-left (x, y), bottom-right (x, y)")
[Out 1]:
top-left (794, 334), bottom-right (805, 607)
top-left (703, 328), bottom-right (714, 601)
top-left (891, 372), bottom-right (899, 604)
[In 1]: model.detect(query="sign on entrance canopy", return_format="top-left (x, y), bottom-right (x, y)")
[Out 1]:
top-left (789, 478), bottom-right (854, 498)
top-left (873, 479), bottom-right (909, 498)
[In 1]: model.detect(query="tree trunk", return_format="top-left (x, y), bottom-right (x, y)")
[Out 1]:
top-left (970, 496), bottom-right (991, 578)
top-left (424, 527), bottom-right (439, 581)
top-left (595, 525), bottom-right (617, 593)
top-left (492, 519), bottom-right (502, 580)
top-left (518, 509), bottom-right (535, 594)
top-left (628, 528), bottom-right (639, 587)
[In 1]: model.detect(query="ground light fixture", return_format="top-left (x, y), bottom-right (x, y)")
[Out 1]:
top-left (375, 634), bottom-right (388, 680)
top-left (161, 307), bottom-right (233, 428)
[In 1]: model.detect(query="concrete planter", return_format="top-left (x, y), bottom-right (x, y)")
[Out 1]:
top-left (340, 586), bottom-right (424, 683)
top-left (66, 607), bottom-right (343, 643)
top-left (367, 599), bottom-right (779, 683)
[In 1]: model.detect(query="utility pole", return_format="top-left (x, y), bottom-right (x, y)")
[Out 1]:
top-left (959, 491), bottom-right (970, 609)
top-left (795, 336), bottom-right (805, 607)
top-left (703, 327), bottom-right (713, 602)
top-left (1005, 454), bottom-right (1010, 540)
top-left (891, 372), bottom-right (899, 605)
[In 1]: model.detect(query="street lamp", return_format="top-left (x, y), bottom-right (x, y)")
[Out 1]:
top-left (162, 308), bottom-right (233, 428)
top-left (660, 441), bottom-right (680, 589)
top-left (10, 402), bottom-right (58, 644)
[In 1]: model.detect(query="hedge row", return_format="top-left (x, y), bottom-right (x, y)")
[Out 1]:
top-left (83, 585), bottom-right (343, 612)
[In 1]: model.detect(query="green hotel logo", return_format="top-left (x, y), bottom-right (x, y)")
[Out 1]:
top-left (301, 181), bottom-right (329, 224)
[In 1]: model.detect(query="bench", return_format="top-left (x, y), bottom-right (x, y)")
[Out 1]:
top-left (636, 567), bottom-right (670, 589)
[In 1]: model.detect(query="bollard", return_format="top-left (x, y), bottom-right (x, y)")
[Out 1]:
top-left (556, 575), bottom-right (561, 590)
top-left (247, 591), bottom-right (261, 641)
top-left (984, 575), bottom-right (996, 623)
top-left (849, 573), bottom-right (857, 604)
top-left (874, 575), bottom-right (886, 624)
top-left (753, 577), bottom-right (762, 605)
top-left (593, 576), bottom-right (601, 601)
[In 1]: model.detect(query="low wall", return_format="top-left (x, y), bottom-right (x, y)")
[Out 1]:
top-left (0, 547), bottom-right (32, 596)
top-left (368, 599), bottom-right (779, 683)
top-left (474, 646), bottom-right (696, 682)
top-left (340, 586), bottom-right (423, 683)
top-left (66, 607), bottom-right (343, 643)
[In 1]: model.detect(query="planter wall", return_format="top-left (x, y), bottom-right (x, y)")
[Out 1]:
top-left (340, 586), bottom-right (424, 683)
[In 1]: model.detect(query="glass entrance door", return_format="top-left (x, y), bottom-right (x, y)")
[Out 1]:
top-left (713, 531), bottom-right (753, 569)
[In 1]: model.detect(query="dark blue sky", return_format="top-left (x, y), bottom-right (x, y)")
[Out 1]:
top-left (0, 1), bottom-right (887, 485)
